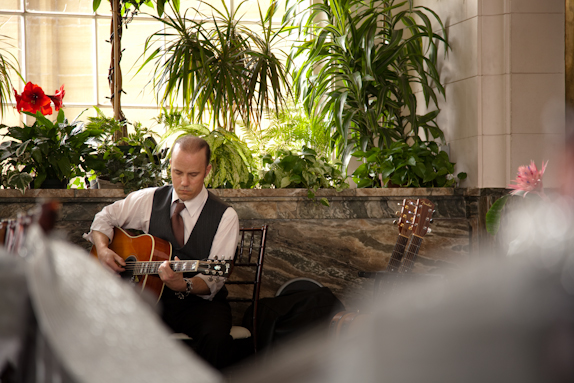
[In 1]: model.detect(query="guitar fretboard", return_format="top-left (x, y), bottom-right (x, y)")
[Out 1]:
top-left (399, 236), bottom-right (423, 273)
top-left (386, 235), bottom-right (409, 272)
top-left (128, 260), bottom-right (199, 276)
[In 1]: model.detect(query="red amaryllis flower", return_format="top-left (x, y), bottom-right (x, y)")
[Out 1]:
top-left (15, 82), bottom-right (53, 115)
top-left (47, 84), bottom-right (65, 111)
top-left (13, 88), bottom-right (23, 111)
top-left (508, 160), bottom-right (548, 198)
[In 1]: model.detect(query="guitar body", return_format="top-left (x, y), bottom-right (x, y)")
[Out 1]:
top-left (90, 227), bottom-right (173, 301)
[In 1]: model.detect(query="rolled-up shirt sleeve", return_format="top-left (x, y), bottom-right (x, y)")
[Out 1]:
top-left (196, 207), bottom-right (240, 300)
top-left (84, 187), bottom-right (239, 301)
top-left (83, 187), bottom-right (156, 243)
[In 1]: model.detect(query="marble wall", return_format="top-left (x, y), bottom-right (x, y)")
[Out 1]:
top-left (0, 188), bottom-right (506, 312)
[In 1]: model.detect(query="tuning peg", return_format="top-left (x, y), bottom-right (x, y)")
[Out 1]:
top-left (393, 220), bottom-right (398, 225)
top-left (395, 211), bottom-right (400, 215)
top-left (427, 228), bottom-right (432, 234)
top-left (430, 219), bottom-right (434, 224)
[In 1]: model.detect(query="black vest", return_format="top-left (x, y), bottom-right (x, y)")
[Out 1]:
top-left (149, 186), bottom-right (229, 302)
top-left (149, 185), bottom-right (229, 262)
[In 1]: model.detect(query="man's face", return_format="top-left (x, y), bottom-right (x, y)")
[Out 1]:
top-left (170, 146), bottom-right (211, 201)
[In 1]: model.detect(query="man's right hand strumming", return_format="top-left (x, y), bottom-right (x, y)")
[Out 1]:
top-left (92, 230), bottom-right (126, 274)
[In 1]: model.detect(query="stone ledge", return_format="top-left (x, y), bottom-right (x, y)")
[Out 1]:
top-left (0, 187), bottom-right (488, 200)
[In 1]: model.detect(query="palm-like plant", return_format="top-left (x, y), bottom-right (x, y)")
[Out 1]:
top-left (0, 33), bottom-right (22, 118)
top-left (157, 111), bottom-right (256, 189)
top-left (286, 0), bottom-right (449, 169)
top-left (139, 0), bottom-right (292, 132)
top-left (242, 99), bottom-right (333, 158)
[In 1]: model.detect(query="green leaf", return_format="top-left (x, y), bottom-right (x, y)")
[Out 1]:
top-left (357, 178), bottom-right (373, 188)
top-left (8, 172), bottom-right (33, 193)
top-left (157, 0), bottom-right (166, 16)
top-left (56, 109), bottom-right (65, 124)
top-left (485, 195), bottom-right (510, 235)
top-left (30, 146), bottom-right (42, 164)
top-left (280, 176), bottom-right (291, 188)
top-left (34, 173), bottom-right (46, 189)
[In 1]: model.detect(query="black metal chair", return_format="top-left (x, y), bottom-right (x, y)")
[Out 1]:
top-left (226, 225), bottom-right (268, 352)
top-left (172, 225), bottom-right (269, 355)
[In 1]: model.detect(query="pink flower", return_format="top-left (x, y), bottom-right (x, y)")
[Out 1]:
top-left (508, 160), bottom-right (548, 198)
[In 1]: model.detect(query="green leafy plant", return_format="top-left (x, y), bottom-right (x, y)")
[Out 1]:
top-left (86, 108), bottom-right (169, 193)
top-left (139, 0), bottom-right (292, 132)
top-left (285, 0), bottom-right (449, 169)
top-left (351, 141), bottom-right (466, 188)
top-left (158, 112), bottom-right (256, 189)
top-left (259, 146), bottom-right (348, 205)
top-left (0, 109), bottom-right (103, 192)
top-left (242, 99), bottom-right (333, 159)
top-left (0, 33), bottom-right (23, 118)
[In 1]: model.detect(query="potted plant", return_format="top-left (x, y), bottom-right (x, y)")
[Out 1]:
top-left (351, 140), bottom-right (467, 188)
top-left (258, 146), bottom-right (349, 206)
top-left (0, 82), bottom-right (103, 192)
top-left (285, 0), bottom-right (451, 175)
top-left (158, 110), bottom-right (255, 189)
top-left (139, 0), bottom-right (291, 132)
top-left (242, 99), bottom-right (333, 160)
top-left (0, 33), bottom-right (23, 118)
top-left (86, 107), bottom-right (169, 193)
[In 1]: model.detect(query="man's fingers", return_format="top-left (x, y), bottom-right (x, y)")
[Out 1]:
top-left (114, 253), bottom-right (126, 267)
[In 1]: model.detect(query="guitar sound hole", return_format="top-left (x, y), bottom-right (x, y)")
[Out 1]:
top-left (119, 255), bottom-right (138, 282)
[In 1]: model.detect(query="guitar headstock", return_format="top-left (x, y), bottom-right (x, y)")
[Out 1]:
top-left (412, 198), bottom-right (436, 237)
top-left (395, 198), bottom-right (418, 237)
top-left (198, 259), bottom-right (232, 279)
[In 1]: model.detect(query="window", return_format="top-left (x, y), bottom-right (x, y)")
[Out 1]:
top-left (0, 0), bottom-right (294, 133)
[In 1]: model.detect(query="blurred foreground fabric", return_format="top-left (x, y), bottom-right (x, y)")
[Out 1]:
top-left (0, 224), bottom-right (222, 383)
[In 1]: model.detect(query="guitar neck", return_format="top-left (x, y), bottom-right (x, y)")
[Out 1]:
top-left (398, 235), bottom-right (423, 273)
top-left (386, 234), bottom-right (409, 272)
top-left (127, 259), bottom-right (230, 279)
top-left (129, 260), bottom-right (201, 276)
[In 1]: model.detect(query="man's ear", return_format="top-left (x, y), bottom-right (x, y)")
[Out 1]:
top-left (205, 164), bottom-right (212, 177)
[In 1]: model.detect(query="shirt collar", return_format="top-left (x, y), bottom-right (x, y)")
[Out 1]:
top-left (172, 186), bottom-right (208, 211)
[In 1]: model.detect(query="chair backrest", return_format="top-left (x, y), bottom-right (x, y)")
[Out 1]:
top-left (226, 225), bottom-right (268, 351)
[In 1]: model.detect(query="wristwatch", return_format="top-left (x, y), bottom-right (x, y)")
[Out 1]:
top-left (176, 278), bottom-right (193, 300)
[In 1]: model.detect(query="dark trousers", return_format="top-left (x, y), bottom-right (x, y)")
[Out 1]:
top-left (160, 294), bottom-right (234, 370)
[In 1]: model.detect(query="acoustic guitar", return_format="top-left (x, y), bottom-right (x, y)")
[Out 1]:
top-left (329, 198), bottom-right (435, 337)
top-left (329, 198), bottom-right (418, 336)
top-left (398, 198), bottom-right (435, 273)
top-left (90, 227), bottom-right (232, 301)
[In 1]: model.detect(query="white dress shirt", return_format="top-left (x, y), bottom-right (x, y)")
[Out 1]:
top-left (85, 186), bottom-right (239, 300)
